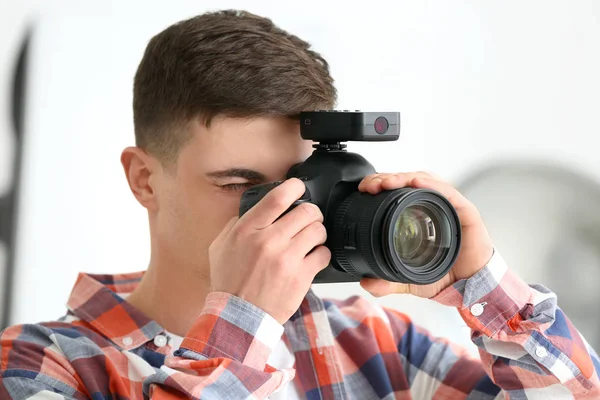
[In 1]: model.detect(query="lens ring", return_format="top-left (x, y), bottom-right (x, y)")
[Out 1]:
top-left (382, 190), bottom-right (461, 284)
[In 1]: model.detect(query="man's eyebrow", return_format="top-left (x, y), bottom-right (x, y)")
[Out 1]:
top-left (206, 168), bottom-right (267, 181)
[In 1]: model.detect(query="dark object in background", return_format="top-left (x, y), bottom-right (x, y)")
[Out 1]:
top-left (240, 111), bottom-right (462, 285)
top-left (0, 29), bottom-right (31, 330)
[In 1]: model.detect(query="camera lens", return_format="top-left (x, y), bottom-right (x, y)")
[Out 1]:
top-left (374, 117), bottom-right (389, 134)
top-left (328, 188), bottom-right (460, 284)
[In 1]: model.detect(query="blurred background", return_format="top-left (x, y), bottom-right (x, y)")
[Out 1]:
top-left (1, 0), bottom-right (599, 355)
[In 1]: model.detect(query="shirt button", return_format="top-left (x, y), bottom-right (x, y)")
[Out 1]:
top-left (536, 346), bottom-right (548, 358)
top-left (122, 337), bottom-right (133, 346)
top-left (470, 303), bottom-right (485, 317)
top-left (154, 335), bottom-right (168, 348)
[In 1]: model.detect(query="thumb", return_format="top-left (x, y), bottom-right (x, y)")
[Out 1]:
top-left (360, 278), bottom-right (410, 297)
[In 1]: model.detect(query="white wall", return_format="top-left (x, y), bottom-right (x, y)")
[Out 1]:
top-left (0, 0), bottom-right (52, 335)
top-left (2, 1), bottom-right (600, 354)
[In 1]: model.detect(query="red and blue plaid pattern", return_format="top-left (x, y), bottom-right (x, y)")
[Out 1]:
top-left (1, 251), bottom-right (599, 399)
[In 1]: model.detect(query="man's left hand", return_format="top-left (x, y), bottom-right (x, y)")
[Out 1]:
top-left (358, 172), bottom-right (494, 299)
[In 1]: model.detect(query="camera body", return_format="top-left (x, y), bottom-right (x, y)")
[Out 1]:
top-left (239, 111), bottom-right (460, 284)
top-left (240, 144), bottom-right (380, 283)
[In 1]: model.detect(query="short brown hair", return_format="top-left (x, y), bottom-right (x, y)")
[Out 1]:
top-left (133, 9), bottom-right (337, 163)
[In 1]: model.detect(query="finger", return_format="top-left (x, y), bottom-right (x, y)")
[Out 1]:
top-left (358, 173), bottom-right (383, 188)
top-left (288, 221), bottom-right (327, 257)
top-left (304, 245), bottom-right (332, 275)
top-left (272, 202), bottom-right (323, 239)
top-left (361, 172), bottom-right (433, 195)
top-left (358, 173), bottom-right (396, 194)
top-left (360, 278), bottom-right (409, 297)
top-left (378, 171), bottom-right (434, 191)
top-left (358, 173), bottom-right (389, 191)
top-left (363, 178), bottom-right (382, 195)
top-left (240, 178), bottom-right (306, 229)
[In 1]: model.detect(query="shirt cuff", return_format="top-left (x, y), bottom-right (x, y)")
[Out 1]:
top-left (177, 292), bottom-right (284, 371)
top-left (432, 249), bottom-right (534, 336)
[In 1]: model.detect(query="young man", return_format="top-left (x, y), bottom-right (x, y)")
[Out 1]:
top-left (1, 9), bottom-right (598, 400)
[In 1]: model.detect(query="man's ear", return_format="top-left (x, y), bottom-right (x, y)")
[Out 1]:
top-left (120, 146), bottom-right (160, 211)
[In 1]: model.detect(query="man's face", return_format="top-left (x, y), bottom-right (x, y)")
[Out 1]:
top-left (152, 115), bottom-right (314, 276)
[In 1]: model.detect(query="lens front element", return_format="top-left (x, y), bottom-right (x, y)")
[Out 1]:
top-left (392, 202), bottom-right (452, 271)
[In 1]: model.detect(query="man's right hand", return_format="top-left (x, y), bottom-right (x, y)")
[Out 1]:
top-left (208, 178), bottom-right (331, 324)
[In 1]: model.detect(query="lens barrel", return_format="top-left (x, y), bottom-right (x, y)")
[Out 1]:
top-left (329, 188), bottom-right (461, 284)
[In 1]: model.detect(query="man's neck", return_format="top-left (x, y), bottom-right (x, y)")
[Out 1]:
top-left (126, 256), bottom-right (211, 337)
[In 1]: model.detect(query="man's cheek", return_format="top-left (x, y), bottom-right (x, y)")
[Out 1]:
top-left (199, 200), bottom-right (238, 230)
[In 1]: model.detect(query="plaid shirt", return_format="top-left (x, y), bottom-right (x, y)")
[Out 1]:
top-left (1, 251), bottom-right (599, 399)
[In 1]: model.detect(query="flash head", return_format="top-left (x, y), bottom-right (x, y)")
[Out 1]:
top-left (300, 110), bottom-right (400, 143)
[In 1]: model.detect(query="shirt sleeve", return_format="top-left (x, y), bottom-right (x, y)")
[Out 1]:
top-left (0, 292), bottom-right (293, 400)
top-left (427, 249), bottom-right (600, 398)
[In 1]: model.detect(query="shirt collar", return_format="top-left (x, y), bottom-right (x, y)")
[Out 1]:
top-left (65, 271), bottom-right (165, 351)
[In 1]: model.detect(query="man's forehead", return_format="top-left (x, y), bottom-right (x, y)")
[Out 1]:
top-left (191, 117), bottom-right (307, 153)
top-left (181, 118), bottom-right (311, 176)
top-left (197, 115), bottom-right (300, 137)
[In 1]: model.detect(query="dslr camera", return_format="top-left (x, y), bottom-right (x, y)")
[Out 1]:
top-left (239, 111), bottom-right (461, 284)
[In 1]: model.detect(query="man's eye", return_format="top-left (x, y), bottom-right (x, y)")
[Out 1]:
top-left (221, 183), bottom-right (254, 191)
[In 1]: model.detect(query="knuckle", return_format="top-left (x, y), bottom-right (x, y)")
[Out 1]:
top-left (230, 224), bottom-right (249, 243)
top-left (230, 220), bottom-right (245, 235)
top-left (312, 222), bottom-right (327, 238)
top-left (313, 220), bottom-right (326, 231)
top-left (298, 203), bottom-right (320, 219)
top-left (256, 235), bottom-right (278, 256)
top-left (269, 259), bottom-right (286, 277)
top-left (296, 203), bottom-right (313, 216)
top-left (311, 204), bottom-right (324, 220)
top-left (273, 252), bottom-right (290, 268)
top-left (361, 174), bottom-right (376, 185)
top-left (270, 193), bottom-right (289, 210)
